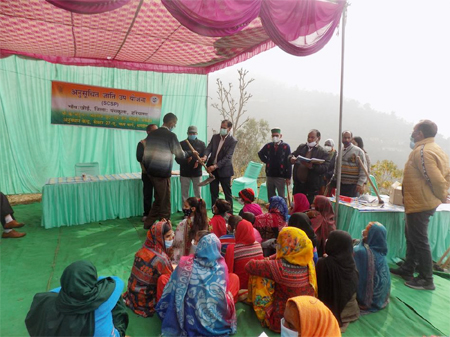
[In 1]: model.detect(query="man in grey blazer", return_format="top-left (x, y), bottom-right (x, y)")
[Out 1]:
top-left (202, 120), bottom-right (238, 212)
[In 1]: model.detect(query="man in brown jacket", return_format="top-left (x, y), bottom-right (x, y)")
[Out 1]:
top-left (391, 120), bottom-right (450, 290)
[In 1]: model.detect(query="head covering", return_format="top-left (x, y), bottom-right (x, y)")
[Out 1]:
top-left (235, 220), bottom-right (256, 245)
top-left (291, 193), bottom-right (310, 214)
top-left (271, 127), bottom-right (281, 134)
top-left (156, 234), bottom-right (236, 336)
top-left (324, 139), bottom-right (335, 147)
top-left (239, 188), bottom-right (255, 203)
top-left (187, 125), bottom-right (198, 133)
top-left (310, 196), bottom-right (336, 256)
top-left (144, 220), bottom-right (171, 253)
top-left (276, 227), bottom-right (317, 295)
top-left (25, 261), bottom-right (116, 336)
top-left (288, 213), bottom-right (317, 247)
top-left (316, 230), bottom-right (359, 326)
top-left (354, 222), bottom-right (390, 312)
top-left (284, 296), bottom-right (341, 337)
top-left (269, 196), bottom-right (289, 221)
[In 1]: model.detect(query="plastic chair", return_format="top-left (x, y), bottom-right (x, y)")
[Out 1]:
top-left (75, 162), bottom-right (100, 176)
top-left (369, 174), bottom-right (379, 196)
top-left (231, 161), bottom-right (263, 197)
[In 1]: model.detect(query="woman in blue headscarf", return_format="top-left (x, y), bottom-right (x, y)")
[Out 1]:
top-left (253, 196), bottom-right (289, 242)
top-left (156, 233), bottom-right (238, 336)
top-left (354, 222), bottom-right (391, 313)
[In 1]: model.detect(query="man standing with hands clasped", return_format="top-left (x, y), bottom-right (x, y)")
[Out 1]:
top-left (202, 120), bottom-right (237, 212)
top-left (390, 120), bottom-right (450, 290)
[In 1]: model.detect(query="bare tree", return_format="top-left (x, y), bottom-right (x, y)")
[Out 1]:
top-left (211, 68), bottom-right (254, 136)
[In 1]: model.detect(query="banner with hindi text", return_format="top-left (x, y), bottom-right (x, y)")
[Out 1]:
top-left (51, 81), bottom-right (162, 130)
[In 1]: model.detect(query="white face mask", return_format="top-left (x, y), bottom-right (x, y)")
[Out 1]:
top-left (220, 128), bottom-right (228, 136)
top-left (272, 136), bottom-right (280, 143)
top-left (280, 318), bottom-right (298, 337)
top-left (165, 239), bottom-right (173, 249)
top-left (307, 141), bottom-right (317, 147)
top-left (324, 145), bottom-right (332, 153)
top-left (238, 198), bottom-right (245, 205)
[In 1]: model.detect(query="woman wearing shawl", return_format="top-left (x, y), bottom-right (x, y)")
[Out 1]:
top-left (225, 220), bottom-right (264, 291)
top-left (354, 222), bottom-right (391, 312)
top-left (245, 227), bottom-right (316, 333)
top-left (289, 193), bottom-right (310, 215)
top-left (209, 198), bottom-right (231, 238)
top-left (283, 296), bottom-right (341, 337)
top-left (156, 233), bottom-right (238, 337)
top-left (238, 188), bottom-right (263, 217)
top-left (25, 260), bottom-right (128, 337)
top-left (316, 230), bottom-right (359, 331)
top-left (173, 197), bottom-right (210, 262)
top-left (123, 220), bottom-right (174, 317)
top-left (288, 212), bottom-right (319, 264)
top-left (253, 196), bottom-right (289, 241)
top-left (309, 195), bottom-right (336, 256)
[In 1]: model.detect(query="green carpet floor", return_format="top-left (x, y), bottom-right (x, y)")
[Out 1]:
top-left (1, 202), bottom-right (449, 337)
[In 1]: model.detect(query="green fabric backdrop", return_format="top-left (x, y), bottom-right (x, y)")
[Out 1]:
top-left (0, 55), bottom-right (207, 194)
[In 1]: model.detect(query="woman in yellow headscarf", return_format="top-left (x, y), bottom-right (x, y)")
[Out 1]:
top-left (282, 296), bottom-right (341, 337)
top-left (245, 227), bottom-right (316, 333)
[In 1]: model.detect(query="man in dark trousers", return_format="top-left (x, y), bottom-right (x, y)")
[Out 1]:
top-left (176, 125), bottom-right (206, 203)
top-left (136, 123), bottom-right (158, 222)
top-left (1, 192), bottom-right (26, 238)
top-left (142, 113), bottom-right (191, 229)
top-left (202, 120), bottom-right (237, 212)
top-left (289, 129), bottom-right (330, 204)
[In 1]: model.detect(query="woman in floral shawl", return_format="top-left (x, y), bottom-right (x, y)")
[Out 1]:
top-left (354, 222), bottom-right (391, 313)
top-left (309, 195), bottom-right (336, 256)
top-left (123, 220), bottom-right (174, 317)
top-left (253, 196), bottom-right (289, 241)
top-left (245, 227), bottom-right (316, 333)
top-left (156, 233), bottom-right (238, 336)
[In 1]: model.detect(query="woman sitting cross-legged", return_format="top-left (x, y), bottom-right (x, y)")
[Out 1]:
top-left (123, 219), bottom-right (174, 317)
top-left (309, 195), bottom-right (336, 257)
top-left (283, 296), bottom-right (341, 337)
top-left (173, 197), bottom-right (209, 262)
top-left (156, 232), bottom-right (239, 337)
top-left (25, 260), bottom-right (129, 337)
top-left (225, 219), bottom-right (264, 294)
top-left (238, 188), bottom-right (263, 217)
top-left (245, 227), bottom-right (317, 333)
top-left (253, 196), bottom-right (289, 242)
top-left (288, 212), bottom-right (319, 264)
top-left (316, 230), bottom-right (360, 332)
top-left (210, 198), bottom-right (232, 238)
top-left (354, 222), bottom-right (391, 313)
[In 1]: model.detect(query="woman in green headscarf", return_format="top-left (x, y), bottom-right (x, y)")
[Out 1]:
top-left (25, 260), bottom-right (128, 337)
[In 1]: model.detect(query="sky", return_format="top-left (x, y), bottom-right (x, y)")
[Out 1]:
top-left (209, 0), bottom-right (450, 138)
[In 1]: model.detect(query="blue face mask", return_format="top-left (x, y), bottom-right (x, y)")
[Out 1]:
top-left (188, 135), bottom-right (197, 141)
top-left (169, 126), bottom-right (175, 132)
top-left (165, 239), bottom-right (173, 249)
top-left (220, 128), bottom-right (228, 136)
top-left (410, 136), bottom-right (415, 149)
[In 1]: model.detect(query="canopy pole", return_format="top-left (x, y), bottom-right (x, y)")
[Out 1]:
top-left (334, 3), bottom-right (348, 221)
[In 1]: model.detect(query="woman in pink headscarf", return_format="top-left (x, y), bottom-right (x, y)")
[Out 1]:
top-left (289, 193), bottom-right (310, 215)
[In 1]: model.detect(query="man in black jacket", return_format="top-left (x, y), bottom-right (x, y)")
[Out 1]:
top-left (176, 125), bottom-right (206, 204)
top-left (289, 129), bottom-right (330, 204)
top-left (202, 120), bottom-right (237, 211)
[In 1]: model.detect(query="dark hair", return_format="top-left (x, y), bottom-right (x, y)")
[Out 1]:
top-left (288, 213), bottom-right (317, 247)
top-left (241, 212), bottom-right (256, 224)
top-left (187, 197), bottom-right (209, 241)
top-left (214, 199), bottom-right (231, 215)
top-left (195, 230), bottom-right (210, 242)
top-left (352, 136), bottom-right (364, 150)
top-left (163, 113), bottom-right (177, 124)
top-left (309, 129), bottom-right (321, 139)
top-left (416, 120), bottom-right (438, 138)
top-left (221, 120), bottom-right (232, 128)
top-left (342, 130), bottom-right (353, 137)
top-left (162, 221), bottom-right (172, 236)
top-left (228, 215), bottom-right (242, 231)
top-left (146, 124), bottom-right (157, 132)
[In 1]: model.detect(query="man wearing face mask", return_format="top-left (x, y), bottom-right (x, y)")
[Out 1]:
top-left (329, 131), bottom-right (367, 198)
top-left (176, 126), bottom-right (206, 203)
top-left (258, 127), bottom-right (292, 200)
top-left (202, 120), bottom-right (238, 211)
top-left (390, 120), bottom-right (450, 290)
top-left (143, 113), bottom-right (192, 229)
top-left (289, 129), bottom-right (330, 204)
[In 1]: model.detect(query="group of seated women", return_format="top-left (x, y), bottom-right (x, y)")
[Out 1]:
top-left (24, 192), bottom-right (392, 337)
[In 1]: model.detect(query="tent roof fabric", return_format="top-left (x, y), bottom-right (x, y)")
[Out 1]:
top-left (0, 0), bottom-right (275, 74)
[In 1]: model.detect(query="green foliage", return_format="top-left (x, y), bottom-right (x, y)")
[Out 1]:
top-left (233, 118), bottom-right (270, 177)
top-left (371, 160), bottom-right (404, 194)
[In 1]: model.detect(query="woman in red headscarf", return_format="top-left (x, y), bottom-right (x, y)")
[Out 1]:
top-left (309, 195), bottom-right (336, 256)
top-left (225, 220), bottom-right (264, 291)
top-left (238, 188), bottom-right (263, 217)
top-left (289, 193), bottom-right (310, 215)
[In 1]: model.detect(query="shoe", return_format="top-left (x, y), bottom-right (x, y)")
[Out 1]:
top-left (405, 277), bottom-right (435, 290)
top-left (390, 267), bottom-right (414, 281)
top-left (141, 216), bottom-right (147, 222)
top-left (2, 230), bottom-right (26, 239)
top-left (4, 220), bottom-right (25, 229)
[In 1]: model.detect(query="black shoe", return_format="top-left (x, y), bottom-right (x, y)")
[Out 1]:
top-left (405, 277), bottom-right (435, 290)
top-left (390, 267), bottom-right (414, 281)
